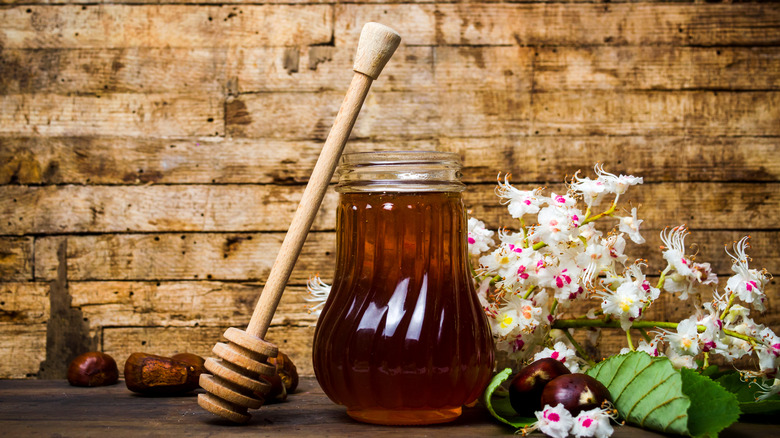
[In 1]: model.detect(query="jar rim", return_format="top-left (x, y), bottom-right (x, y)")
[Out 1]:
top-left (340, 151), bottom-right (461, 166)
top-left (336, 150), bottom-right (465, 193)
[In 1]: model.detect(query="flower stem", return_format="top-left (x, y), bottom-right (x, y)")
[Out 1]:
top-left (552, 318), bottom-right (758, 344)
top-left (655, 265), bottom-right (672, 291)
top-left (523, 285), bottom-right (536, 300)
top-left (582, 201), bottom-right (617, 225)
top-left (638, 328), bottom-right (652, 343)
top-left (563, 329), bottom-right (596, 367)
top-left (719, 293), bottom-right (736, 321)
top-left (521, 218), bottom-right (529, 247)
top-left (626, 330), bottom-right (635, 351)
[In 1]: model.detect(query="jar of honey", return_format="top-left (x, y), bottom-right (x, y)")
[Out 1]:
top-left (312, 151), bottom-right (495, 425)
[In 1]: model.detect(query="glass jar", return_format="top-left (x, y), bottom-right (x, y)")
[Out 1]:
top-left (312, 151), bottom-right (495, 425)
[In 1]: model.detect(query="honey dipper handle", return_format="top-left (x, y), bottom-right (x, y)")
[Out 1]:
top-left (246, 23), bottom-right (401, 338)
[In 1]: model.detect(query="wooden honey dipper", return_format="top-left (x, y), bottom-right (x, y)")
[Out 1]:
top-left (198, 23), bottom-right (401, 424)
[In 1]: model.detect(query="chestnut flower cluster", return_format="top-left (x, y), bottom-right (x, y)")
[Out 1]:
top-left (467, 164), bottom-right (778, 385)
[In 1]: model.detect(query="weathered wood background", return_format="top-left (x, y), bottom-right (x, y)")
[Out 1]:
top-left (1, 2), bottom-right (779, 379)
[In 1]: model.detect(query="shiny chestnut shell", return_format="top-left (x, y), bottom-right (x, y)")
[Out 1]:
top-left (171, 353), bottom-right (206, 375)
top-left (541, 374), bottom-right (611, 416)
top-left (67, 352), bottom-right (119, 387)
top-left (124, 353), bottom-right (200, 395)
top-left (509, 358), bottom-right (571, 415)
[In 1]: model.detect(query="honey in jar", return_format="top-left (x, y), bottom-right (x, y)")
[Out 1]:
top-left (312, 151), bottom-right (495, 425)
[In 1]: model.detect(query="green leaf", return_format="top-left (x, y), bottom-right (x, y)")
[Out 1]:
top-left (482, 368), bottom-right (537, 429)
top-left (701, 365), bottom-right (720, 378)
top-left (680, 368), bottom-right (741, 437)
top-left (715, 372), bottom-right (758, 403)
top-left (739, 399), bottom-right (780, 415)
top-left (715, 372), bottom-right (780, 416)
top-left (586, 352), bottom-right (742, 437)
top-left (586, 352), bottom-right (691, 435)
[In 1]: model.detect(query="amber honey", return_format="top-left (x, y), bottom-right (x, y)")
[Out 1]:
top-left (312, 181), bottom-right (495, 425)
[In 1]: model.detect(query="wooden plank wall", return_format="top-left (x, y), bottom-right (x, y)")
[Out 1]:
top-left (1, 2), bottom-right (779, 379)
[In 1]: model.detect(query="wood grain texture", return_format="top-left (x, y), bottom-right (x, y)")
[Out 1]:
top-left (1, 136), bottom-right (777, 185)
top-left (7, 90), bottom-right (776, 139)
top-left (336, 4), bottom-right (780, 47)
top-left (32, 232), bottom-right (337, 282)
top-left (226, 91), bottom-right (780, 139)
top-left (7, 46), bottom-right (776, 95)
top-left (0, 237), bottom-right (33, 281)
top-left (0, 48), bottom-right (228, 95)
top-left (0, 282), bottom-right (49, 325)
top-left (0, 93), bottom-right (223, 137)
top-left (0, 184), bottom-right (337, 234)
top-left (2, 182), bottom-right (778, 234)
top-left (68, 281), bottom-right (317, 328)
top-left (0, 5), bottom-right (333, 49)
top-left (0, 324), bottom-right (47, 378)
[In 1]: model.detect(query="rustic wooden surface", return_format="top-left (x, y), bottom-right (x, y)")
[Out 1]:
top-left (1, 1), bottom-right (780, 380)
top-left (0, 378), bottom-right (777, 437)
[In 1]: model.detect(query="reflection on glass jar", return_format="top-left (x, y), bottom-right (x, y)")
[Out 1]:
top-left (312, 151), bottom-right (495, 425)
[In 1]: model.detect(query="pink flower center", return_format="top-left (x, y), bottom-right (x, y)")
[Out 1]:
top-left (555, 271), bottom-right (572, 288)
top-left (582, 418), bottom-right (593, 428)
top-left (746, 280), bottom-right (757, 292)
top-left (547, 412), bottom-right (560, 422)
top-left (555, 196), bottom-right (565, 204)
top-left (524, 199), bottom-right (532, 205)
top-left (468, 236), bottom-right (476, 244)
top-left (551, 351), bottom-right (560, 360)
top-left (517, 266), bottom-right (529, 279)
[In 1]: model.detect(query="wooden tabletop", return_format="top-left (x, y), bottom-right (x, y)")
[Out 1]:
top-left (0, 378), bottom-right (776, 437)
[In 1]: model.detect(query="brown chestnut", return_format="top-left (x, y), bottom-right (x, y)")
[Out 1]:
top-left (254, 351), bottom-right (299, 403)
top-left (171, 353), bottom-right (206, 374)
top-left (67, 352), bottom-right (119, 387)
top-left (124, 352), bottom-right (200, 395)
top-left (271, 351), bottom-right (298, 393)
top-left (509, 358), bottom-right (571, 415)
top-left (541, 374), bottom-right (611, 416)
